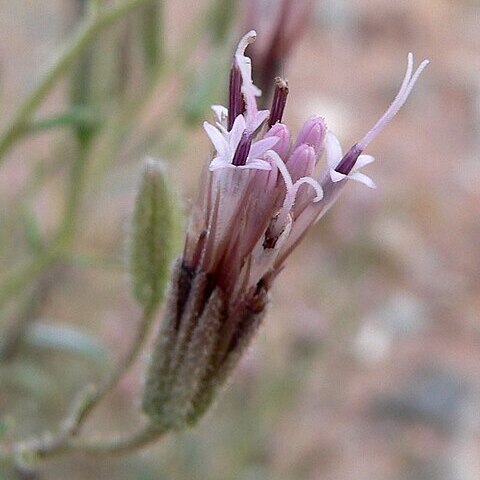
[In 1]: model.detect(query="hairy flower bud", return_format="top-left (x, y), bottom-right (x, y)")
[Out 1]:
top-left (128, 158), bottom-right (177, 311)
top-left (142, 260), bottom-right (268, 430)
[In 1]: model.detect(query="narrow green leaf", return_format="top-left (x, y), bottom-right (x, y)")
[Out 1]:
top-left (24, 322), bottom-right (108, 364)
top-left (140, 1), bottom-right (164, 79)
top-left (27, 107), bottom-right (99, 133)
top-left (0, 362), bottom-right (60, 401)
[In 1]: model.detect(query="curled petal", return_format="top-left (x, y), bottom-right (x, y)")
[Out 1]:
top-left (325, 131), bottom-right (343, 169)
top-left (354, 154), bottom-right (375, 170)
top-left (204, 122), bottom-right (228, 158)
top-left (329, 169), bottom-right (347, 183)
top-left (242, 159), bottom-right (272, 170)
top-left (209, 157), bottom-right (234, 171)
top-left (250, 110), bottom-right (270, 131)
top-left (349, 172), bottom-right (377, 188)
top-left (229, 115), bottom-right (247, 149)
top-left (216, 122), bottom-right (229, 136)
top-left (248, 137), bottom-right (279, 159)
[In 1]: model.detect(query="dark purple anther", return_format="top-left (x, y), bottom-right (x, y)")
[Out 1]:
top-left (268, 77), bottom-right (289, 127)
top-left (232, 130), bottom-right (253, 166)
top-left (335, 144), bottom-right (363, 175)
top-left (228, 59), bottom-right (246, 130)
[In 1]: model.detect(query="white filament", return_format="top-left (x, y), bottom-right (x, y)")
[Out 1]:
top-left (265, 150), bottom-right (323, 233)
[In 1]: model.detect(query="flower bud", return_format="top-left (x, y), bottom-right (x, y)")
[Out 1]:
top-left (293, 116), bottom-right (326, 158)
top-left (265, 123), bottom-right (290, 158)
top-left (128, 158), bottom-right (177, 311)
top-left (286, 143), bottom-right (316, 181)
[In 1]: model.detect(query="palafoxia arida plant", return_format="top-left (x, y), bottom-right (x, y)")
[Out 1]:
top-left (1, 30), bottom-right (428, 465)
top-left (141, 32), bottom-right (429, 430)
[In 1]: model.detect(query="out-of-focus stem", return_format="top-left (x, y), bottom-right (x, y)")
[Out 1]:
top-left (63, 306), bottom-right (159, 435)
top-left (0, 265), bottom-right (64, 361)
top-left (0, 249), bottom-right (60, 312)
top-left (1, 306), bottom-right (162, 464)
top-left (20, 423), bottom-right (165, 460)
top-left (140, 1), bottom-right (164, 81)
top-left (0, 0), bottom-right (205, 313)
top-left (0, 0), bottom-right (154, 163)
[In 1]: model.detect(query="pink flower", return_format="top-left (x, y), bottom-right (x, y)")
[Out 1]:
top-left (187, 31), bottom-right (428, 295)
top-left (143, 31), bottom-right (429, 431)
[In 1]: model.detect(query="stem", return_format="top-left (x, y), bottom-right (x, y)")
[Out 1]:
top-left (21, 424), bottom-right (165, 460)
top-left (0, 265), bottom-right (64, 361)
top-left (0, 249), bottom-right (60, 311)
top-left (140, 1), bottom-right (164, 81)
top-left (64, 307), bottom-right (158, 435)
top-left (2, 306), bottom-right (161, 465)
top-left (0, 0), bottom-right (154, 163)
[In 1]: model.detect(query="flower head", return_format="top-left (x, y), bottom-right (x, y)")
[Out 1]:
top-left (143, 32), bottom-right (429, 431)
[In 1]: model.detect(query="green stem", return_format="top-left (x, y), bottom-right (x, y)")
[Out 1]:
top-left (0, 265), bottom-right (64, 361)
top-left (64, 307), bottom-right (158, 435)
top-left (140, 1), bottom-right (164, 81)
top-left (0, 249), bottom-right (60, 311)
top-left (22, 424), bottom-right (165, 460)
top-left (68, 424), bottom-right (165, 456)
top-left (57, 141), bottom-right (91, 246)
top-left (3, 306), bottom-right (162, 465)
top-left (0, 0), bottom-right (154, 163)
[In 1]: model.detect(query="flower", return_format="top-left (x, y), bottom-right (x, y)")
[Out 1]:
top-left (326, 131), bottom-right (377, 188)
top-left (325, 52), bottom-right (429, 189)
top-left (142, 31), bottom-right (429, 431)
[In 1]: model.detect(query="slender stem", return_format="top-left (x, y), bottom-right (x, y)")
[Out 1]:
top-left (0, 249), bottom-right (60, 311)
top-left (1, 306), bottom-right (161, 465)
top-left (0, 265), bottom-right (64, 361)
top-left (140, 1), bottom-right (164, 82)
top-left (0, 0), bottom-right (208, 311)
top-left (64, 307), bottom-right (158, 435)
top-left (0, 0), bottom-right (153, 163)
top-left (19, 424), bottom-right (165, 461)
top-left (70, 424), bottom-right (165, 456)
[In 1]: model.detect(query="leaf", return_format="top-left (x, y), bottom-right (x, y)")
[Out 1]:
top-left (27, 106), bottom-right (100, 133)
top-left (0, 361), bottom-right (60, 401)
top-left (24, 322), bottom-right (108, 364)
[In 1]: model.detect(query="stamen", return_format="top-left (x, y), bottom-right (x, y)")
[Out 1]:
top-left (357, 53), bottom-right (429, 150)
top-left (232, 130), bottom-right (253, 166)
top-left (268, 77), bottom-right (289, 127)
top-left (228, 60), bottom-right (245, 131)
top-left (335, 144), bottom-right (362, 175)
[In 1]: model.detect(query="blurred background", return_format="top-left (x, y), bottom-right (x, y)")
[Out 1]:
top-left (0, 1), bottom-right (479, 479)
